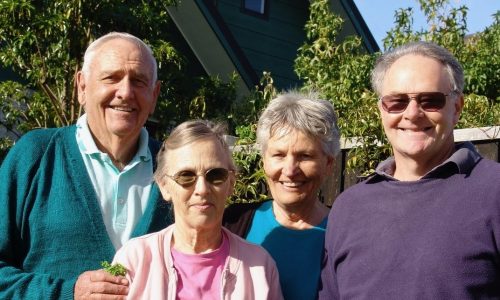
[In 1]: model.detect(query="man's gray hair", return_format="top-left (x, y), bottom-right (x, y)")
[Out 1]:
top-left (371, 41), bottom-right (464, 96)
top-left (81, 32), bottom-right (158, 84)
top-left (256, 90), bottom-right (341, 157)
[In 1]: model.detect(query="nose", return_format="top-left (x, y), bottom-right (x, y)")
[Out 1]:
top-left (116, 78), bottom-right (133, 100)
top-left (193, 175), bottom-right (210, 196)
top-left (282, 156), bottom-right (300, 177)
top-left (403, 98), bottom-right (424, 120)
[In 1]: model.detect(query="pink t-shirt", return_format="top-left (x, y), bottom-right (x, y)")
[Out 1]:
top-left (171, 231), bottom-right (230, 300)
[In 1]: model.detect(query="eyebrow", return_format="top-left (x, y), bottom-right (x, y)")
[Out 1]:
top-left (99, 68), bottom-right (152, 82)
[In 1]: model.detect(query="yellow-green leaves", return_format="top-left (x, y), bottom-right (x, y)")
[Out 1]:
top-left (101, 261), bottom-right (127, 277)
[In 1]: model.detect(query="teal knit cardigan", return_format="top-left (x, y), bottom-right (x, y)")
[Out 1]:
top-left (0, 126), bottom-right (173, 299)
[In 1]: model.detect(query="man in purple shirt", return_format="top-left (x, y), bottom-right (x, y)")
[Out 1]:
top-left (319, 41), bottom-right (500, 299)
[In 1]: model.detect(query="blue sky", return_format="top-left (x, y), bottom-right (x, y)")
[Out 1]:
top-left (354, 0), bottom-right (500, 49)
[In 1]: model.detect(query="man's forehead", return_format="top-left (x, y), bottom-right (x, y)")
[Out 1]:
top-left (96, 40), bottom-right (146, 60)
top-left (390, 54), bottom-right (441, 69)
top-left (91, 40), bottom-right (153, 74)
top-left (383, 55), bottom-right (449, 87)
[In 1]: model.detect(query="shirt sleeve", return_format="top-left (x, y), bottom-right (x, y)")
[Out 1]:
top-left (318, 206), bottom-right (341, 300)
top-left (318, 245), bottom-right (340, 299)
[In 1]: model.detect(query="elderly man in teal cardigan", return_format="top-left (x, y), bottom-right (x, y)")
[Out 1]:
top-left (0, 32), bottom-right (173, 299)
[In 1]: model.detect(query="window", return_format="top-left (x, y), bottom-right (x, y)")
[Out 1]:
top-left (243, 0), bottom-right (266, 15)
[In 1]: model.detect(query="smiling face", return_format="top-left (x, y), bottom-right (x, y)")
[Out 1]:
top-left (77, 38), bottom-right (160, 145)
top-left (379, 54), bottom-right (463, 168)
top-left (159, 138), bottom-right (235, 232)
top-left (263, 129), bottom-right (334, 208)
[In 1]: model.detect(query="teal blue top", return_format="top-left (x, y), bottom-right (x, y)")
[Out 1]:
top-left (0, 126), bottom-right (173, 299)
top-left (246, 200), bottom-right (327, 300)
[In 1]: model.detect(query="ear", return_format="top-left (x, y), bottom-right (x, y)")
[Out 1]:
top-left (157, 179), bottom-right (172, 202)
top-left (227, 171), bottom-right (236, 196)
top-left (149, 80), bottom-right (161, 115)
top-left (326, 155), bottom-right (335, 174)
top-left (262, 150), bottom-right (269, 170)
top-left (452, 94), bottom-right (464, 125)
top-left (76, 71), bottom-right (86, 106)
top-left (377, 99), bottom-right (385, 114)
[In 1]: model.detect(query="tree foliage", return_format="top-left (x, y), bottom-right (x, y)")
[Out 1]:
top-left (229, 72), bottom-right (277, 203)
top-left (0, 0), bottom-right (498, 197)
top-left (383, 0), bottom-right (499, 103)
top-left (295, 0), bottom-right (389, 174)
top-left (294, 0), bottom-right (499, 175)
top-left (0, 0), bottom-right (176, 126)
top-left (0, 0), bottom-right (239, 159)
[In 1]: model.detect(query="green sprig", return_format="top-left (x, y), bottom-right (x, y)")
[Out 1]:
top-left (101, 261), bottom-right (127, 276)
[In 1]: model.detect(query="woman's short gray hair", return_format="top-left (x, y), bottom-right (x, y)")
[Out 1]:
top-left (256, 91), bottom-right (341, 157)
top-left (371, 41), bottom-right (464, 96)
top-left (154, 120), bottom-right (235, 182)
top-left (81, 32), bottom-right (158, 84)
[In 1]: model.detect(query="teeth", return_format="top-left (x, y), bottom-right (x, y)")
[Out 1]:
top-left (401, 129), bottom-right (421, 132)
top-left (112, 107), bottom-right (133, 112)
top-left (401, 127), bottom-right (432, 131)
top-left (282, 182), bottom-right (303, 187)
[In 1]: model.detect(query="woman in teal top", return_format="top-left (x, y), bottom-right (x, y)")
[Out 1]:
top-left (224, 91), bottom-right (341, 300)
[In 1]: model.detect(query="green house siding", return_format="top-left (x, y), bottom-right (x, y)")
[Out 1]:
top-left (0, 66), bottom-right (23, 83)
top-left (216, 0), bottom-right (309, 89)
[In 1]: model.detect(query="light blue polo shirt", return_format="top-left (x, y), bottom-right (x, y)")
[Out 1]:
top-left (75, 114), bottom-right (153, 249)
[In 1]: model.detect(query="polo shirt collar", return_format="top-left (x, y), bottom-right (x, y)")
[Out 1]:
top-left (367, 142), bottom-right (481, 182)
top-left (76, 114), bottom-right (151, 162)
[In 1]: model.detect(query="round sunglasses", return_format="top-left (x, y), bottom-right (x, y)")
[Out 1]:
top-left (380, 91), bottom-right (454, 113)
top-left (165, 167), bottom-right (232, 187)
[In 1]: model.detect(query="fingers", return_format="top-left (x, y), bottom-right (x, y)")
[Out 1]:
top-left (89, 270), bottom-right (129, 285)
top-left (75, 270), bottom-right (129, 300)
top-left (88, 279), bottom-right (129, 295)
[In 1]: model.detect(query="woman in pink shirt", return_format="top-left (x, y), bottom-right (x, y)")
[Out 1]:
top-left (113, 120), bottom-right (283, 300)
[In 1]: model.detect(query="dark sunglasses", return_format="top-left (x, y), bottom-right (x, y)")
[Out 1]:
top-left (165, 168), bottom-right (231, 187)
top-left (380, 91), bottom-right (453, 113)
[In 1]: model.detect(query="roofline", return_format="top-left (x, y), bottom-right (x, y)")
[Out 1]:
top-left (166, 0), bottom-right (258, 95)
top-left (167, 0), bottom-right (379, 96)
top-left (196, 0), bottom-right (259, 87)
top-left (338, 0), bottom-right (380, 53)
